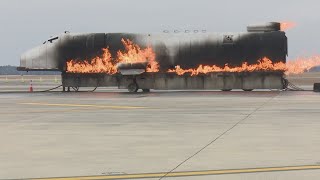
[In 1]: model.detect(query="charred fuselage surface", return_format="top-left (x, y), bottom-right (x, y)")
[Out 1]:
top-left (19, 22), bottom-right (287, 72)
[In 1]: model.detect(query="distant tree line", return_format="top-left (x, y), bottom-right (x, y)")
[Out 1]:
top-left (0, 66), bottom-right (61, 75)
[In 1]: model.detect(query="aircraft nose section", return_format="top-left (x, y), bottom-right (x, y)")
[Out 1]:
top-left (18, 45), bottom-right (46, 70)
top-left (19, 52), bottom-right (27, 69)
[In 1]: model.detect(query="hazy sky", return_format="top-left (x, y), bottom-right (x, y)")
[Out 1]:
top-left (0, 0), bottom-right (319, 65)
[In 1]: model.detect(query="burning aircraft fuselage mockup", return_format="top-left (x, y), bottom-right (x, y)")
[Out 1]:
top-left (19, 22), bottom-right (287, 72)
top-left (18, 22), bottom-right (289, 92)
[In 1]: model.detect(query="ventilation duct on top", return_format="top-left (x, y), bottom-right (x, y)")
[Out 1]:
top-left (247, 22), bottom-right (280, 32)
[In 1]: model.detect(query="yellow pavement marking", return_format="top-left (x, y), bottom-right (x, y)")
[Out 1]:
top-left (30, 165), bottom-right (320, 180)
top-left (18, 102), bottom-right (146, 109)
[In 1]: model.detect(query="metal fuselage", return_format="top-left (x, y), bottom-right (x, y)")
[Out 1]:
top-left (19, 29), bottom-right (287, 72)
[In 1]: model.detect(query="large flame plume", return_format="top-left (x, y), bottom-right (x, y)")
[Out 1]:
top-left (67, 39), bottom-right (159, 73)
top-left (280, 21), bottom-right (296, 31)
top-left (286, 55), bottom-right (320, 74)
top-left (66, 48), bottom-right (117, 74)
top-left (117, 39), bottom-right (159, 72)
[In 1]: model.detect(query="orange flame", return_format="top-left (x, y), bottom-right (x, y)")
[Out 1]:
top-left (168, 56), bottom-right (320, 76)
top-left (117, 39), bottom-right (159, 72)
top-left (280, 21), bottom-right (296, 31)
top-left (67, 39), bottom-right (159, 73)
top-left (286, 55), bottom-right (320, 74)
top-left (168, 57), bottom-right (287, 76)
top-left (66, 48), bottom-right (117, 74)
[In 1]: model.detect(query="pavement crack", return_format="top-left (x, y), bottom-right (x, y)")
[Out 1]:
top-left (158, 92), bottom-right (281, 180)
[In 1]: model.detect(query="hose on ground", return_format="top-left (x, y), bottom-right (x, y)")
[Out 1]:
top-left (39, 85), bottom-right (63, 92)
top-left (282, 78), bottom-right (309, 91)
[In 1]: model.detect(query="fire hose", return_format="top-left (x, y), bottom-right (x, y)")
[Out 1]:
top-left (282, 78), bottom-right (309, 91)
top-left (39, 84), bottom-right (63, 92)
top-left (37, 85), bottom-right (98, 92)
top-left (34, 79), bottom-right (307, 92)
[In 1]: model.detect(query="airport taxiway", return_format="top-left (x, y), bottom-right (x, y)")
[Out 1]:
top-left (0, 89), bottom-right (320, 179)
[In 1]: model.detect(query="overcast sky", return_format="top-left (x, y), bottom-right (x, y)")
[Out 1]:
top-left (0, 0), bottom-right (319, 65)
